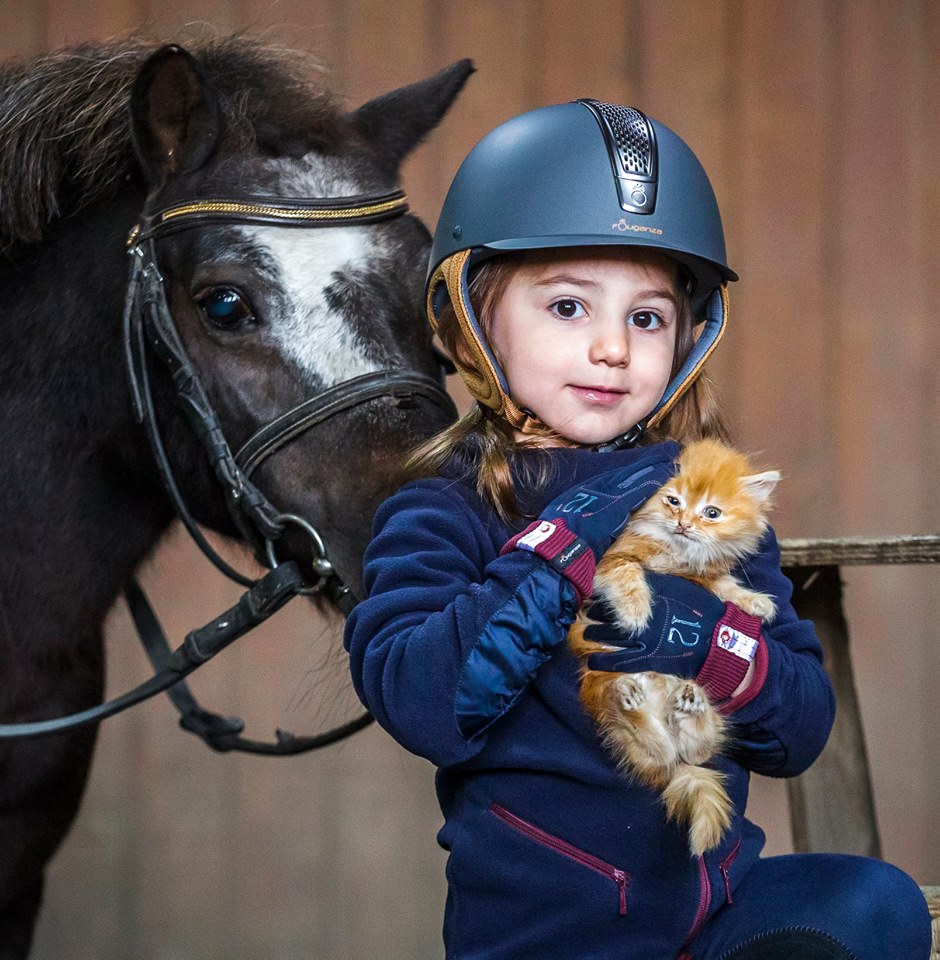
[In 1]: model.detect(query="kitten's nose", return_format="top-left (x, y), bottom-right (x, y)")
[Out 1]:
top-left (675, 520), bottom-right (691, 535)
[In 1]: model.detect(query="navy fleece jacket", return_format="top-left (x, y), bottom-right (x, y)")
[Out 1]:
top-left (344, 441), bottom-right (835, 960)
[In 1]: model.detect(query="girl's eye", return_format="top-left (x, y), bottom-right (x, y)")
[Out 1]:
top-left (551, 299), bottom-right (586, 320)
top-left (629, 310), bottom-right (663, 330)
top-left (196, 287), bottom-right (255, 329)
top-left (702, 506), bottom-right (723, 520)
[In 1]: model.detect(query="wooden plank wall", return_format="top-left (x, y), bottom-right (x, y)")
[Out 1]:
top-left (0, 1), bottom-right (936, 956)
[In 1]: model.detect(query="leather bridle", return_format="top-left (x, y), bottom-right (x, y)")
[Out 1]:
top-left (0, 188), bottom-right (456, 753)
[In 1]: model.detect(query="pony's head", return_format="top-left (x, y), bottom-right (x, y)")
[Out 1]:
top-left (124, 43), bottom-right (471, 597)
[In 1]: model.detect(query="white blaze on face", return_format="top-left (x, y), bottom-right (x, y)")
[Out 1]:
top-left (241, 159), bottom-right (398, 386)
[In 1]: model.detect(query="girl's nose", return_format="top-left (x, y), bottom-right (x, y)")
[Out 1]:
top-left (588, 322), bottom-right (630, 366)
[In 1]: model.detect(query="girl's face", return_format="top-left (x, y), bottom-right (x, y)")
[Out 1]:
top-left (487, 249), bottom-right (679, 445)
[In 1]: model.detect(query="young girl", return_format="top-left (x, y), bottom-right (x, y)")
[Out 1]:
top-left (344, 100), bottom-right (931, 959)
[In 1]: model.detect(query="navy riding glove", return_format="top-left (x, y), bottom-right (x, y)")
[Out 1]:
top-left (584, 572), bottom-right (764, 705)
top-left (501, 443), bottom-right (679, 604)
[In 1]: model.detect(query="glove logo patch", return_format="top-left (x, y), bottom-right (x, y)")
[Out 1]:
top-left (557, 541), bottom-right (587, 567)
top-left (717, 625), bottom-right (758, 662)
top-left (517, 521), bottom-right (557, 551)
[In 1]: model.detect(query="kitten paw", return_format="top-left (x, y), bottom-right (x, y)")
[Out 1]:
top-left (614, 675), bottom-right (646, 711)
top-left (608, 594), bottom-right (653, 634)
top-left (715, 580), bottom-right (777, 622)
top-left (673, 682), bottom-right (706, 716)
top-left (734, 592), bottom-right (776, 621)
top-left (594, 564), bottom-right (654, 634)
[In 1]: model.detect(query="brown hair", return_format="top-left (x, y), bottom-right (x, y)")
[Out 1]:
top-left (404, 248), bottom-right (730, 519)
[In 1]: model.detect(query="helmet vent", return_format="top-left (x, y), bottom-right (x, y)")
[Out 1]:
top-left (586, 101), bottom-right (653, 176)
top-left (578, 99), bottom-right (658, 215)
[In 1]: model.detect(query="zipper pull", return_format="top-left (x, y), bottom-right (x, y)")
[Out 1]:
top-left (719, 840), bottom-right (740, 905)
top-left (614, 869), bottom-right (628, 916)
top-left (720, 863), bottom-right (733, 905)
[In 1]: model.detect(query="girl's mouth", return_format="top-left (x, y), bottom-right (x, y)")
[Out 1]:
top-left (569, 385), bottom-right (626, 405)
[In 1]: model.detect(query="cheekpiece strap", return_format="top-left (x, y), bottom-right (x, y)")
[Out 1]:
top-left (646, 284), bottom-right (728, 429)
top-left (426, 251), bottom-right (557, 439)
top-left (128, 189), bottom-right (409, 246)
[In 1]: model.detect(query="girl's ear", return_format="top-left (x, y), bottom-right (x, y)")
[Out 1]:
top-left (742, 470), bottom-right (780, 503)
top-left (130, 44), bottom-right (222, 187)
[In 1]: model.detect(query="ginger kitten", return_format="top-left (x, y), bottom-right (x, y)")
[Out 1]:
top-left (569, 440), bottom-right (780, 856)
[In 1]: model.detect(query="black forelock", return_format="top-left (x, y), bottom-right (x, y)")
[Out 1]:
top-left (0, 35), bottom-right (351, 254)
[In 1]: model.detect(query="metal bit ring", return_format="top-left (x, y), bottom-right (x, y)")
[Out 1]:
top-left (264, 513), bottom-right (334, 594)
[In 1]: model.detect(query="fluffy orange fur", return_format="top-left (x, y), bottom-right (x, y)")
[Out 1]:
top-left (569, 439), bottom-right (780, 856)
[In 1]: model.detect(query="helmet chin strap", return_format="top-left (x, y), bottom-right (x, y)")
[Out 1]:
top-left (427, 252), bottom-right (727, 450)
top-left (594, 423), bottom-right (646, 452)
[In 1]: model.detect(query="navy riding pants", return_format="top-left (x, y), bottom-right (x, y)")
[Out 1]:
top-left (689, 854), bottom-right (932, 960)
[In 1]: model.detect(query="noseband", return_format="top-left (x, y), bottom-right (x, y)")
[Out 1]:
top-left (0, 188), bottom-right (456, 753)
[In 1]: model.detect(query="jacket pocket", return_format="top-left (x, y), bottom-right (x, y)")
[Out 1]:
top-left (490, 802), bottom-right (630, 916)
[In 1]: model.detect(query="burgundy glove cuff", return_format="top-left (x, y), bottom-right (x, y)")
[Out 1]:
top-left (501, 518), bottom-right (596, 605)
top-left (696, 603), bottom-right (763, 704)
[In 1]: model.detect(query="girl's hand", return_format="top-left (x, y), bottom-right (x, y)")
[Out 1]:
top-left (583, 572), bottom-right (763, 705)
top-left (501, 444), bottom-right (679, 604)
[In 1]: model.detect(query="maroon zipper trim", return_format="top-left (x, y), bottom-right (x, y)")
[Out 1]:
top-left (677, 855), bottom-right (712, 959)
top-left (719, 840), bottom-right (741, 905)
top-left (490, 803), bottom-right (629, 916)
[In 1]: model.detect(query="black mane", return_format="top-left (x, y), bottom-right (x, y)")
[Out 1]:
top-left (0, 36), bottom-right (345, 253)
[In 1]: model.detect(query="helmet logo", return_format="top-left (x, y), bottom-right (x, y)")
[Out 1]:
top-left (611, 218), bottom-right (663, 236)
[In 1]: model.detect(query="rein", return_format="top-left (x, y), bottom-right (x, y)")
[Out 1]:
top-left (0, 188), bottom-right (456, 753)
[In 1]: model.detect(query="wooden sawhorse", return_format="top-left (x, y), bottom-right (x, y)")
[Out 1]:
top-left (780, 535), bottom-right (940, 956)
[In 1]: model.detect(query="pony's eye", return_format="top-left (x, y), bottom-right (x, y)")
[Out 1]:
top-left (196, 287), bottom-right (255, 329)
top-left (703, 506), bottom-right (722, 520)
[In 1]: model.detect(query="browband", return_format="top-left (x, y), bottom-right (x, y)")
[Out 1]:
top-left (128, 189), bottom-right (409, 245)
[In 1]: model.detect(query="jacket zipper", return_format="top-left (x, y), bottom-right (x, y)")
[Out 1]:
top-left (490, 803), bottom-right (629, 916)
top-left (677, 855), bottom-right (711, 960)
top-left (719, 840), bottom-right (741, 905)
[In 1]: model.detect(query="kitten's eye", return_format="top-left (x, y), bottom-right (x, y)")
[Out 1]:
top-left (196, 287), bottom-right (256, 329)
top-left (665, 495), bottom-right (682, 508)
top-left (550, 298), bottom-right (586, 320)
top-left (702, 506), bottom-right (723, 520)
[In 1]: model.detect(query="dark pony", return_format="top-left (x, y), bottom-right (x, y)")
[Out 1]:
top-left (0, 37), bottom-right (470, 957)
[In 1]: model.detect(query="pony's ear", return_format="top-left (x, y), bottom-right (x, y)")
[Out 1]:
top-left (350, 59), bottom-right (474, 176)
top-left (130, 44), bottom-right (222, 187)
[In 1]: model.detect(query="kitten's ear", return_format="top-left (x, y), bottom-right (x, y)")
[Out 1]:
top-left (742, 470), bottom-right (780, 503)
